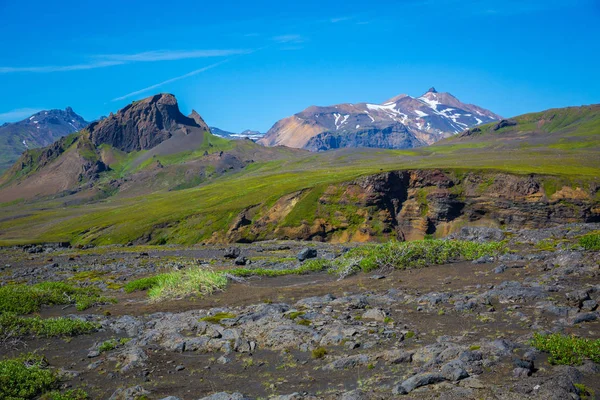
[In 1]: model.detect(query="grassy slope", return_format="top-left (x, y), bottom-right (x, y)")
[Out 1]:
top-left (0, 105), bottom-right (598, 246)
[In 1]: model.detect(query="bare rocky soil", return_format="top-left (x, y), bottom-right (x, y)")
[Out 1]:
top-left (1, 224), bottom-right (599, 400)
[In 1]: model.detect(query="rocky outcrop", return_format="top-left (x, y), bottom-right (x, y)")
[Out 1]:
top-left (304, 124), bottom-right (426, 151)
top-left (188, 110), bottom-right (210, 132)
top-left (88, 94), bottom-right (200, 152)
top-left (227, 170), bottom-right (600, 242)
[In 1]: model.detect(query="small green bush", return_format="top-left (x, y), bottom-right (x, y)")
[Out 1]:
top-left (579, 233), bottom-right (600, 251)
top-left (311, 347), bottom-right (327, 359)
top-left (531, 333), bottom-right (600, 365)
top-left (0, 281), bottom-right (114, 314)
top-left (0, 354), bottom-right (57, 399)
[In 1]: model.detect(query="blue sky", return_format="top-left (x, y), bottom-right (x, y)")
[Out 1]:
top-left (0, 0), bottom-right (598, 132)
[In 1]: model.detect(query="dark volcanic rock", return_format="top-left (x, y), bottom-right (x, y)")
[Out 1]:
top-left (89, 94), bottom-right (200, 152)
top-left (297, 248), bottom-right (317, 261)
top-left (493, 119), bottom-right (518, 131)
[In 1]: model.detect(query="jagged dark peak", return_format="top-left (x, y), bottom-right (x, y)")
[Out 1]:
top-left (188, 109), bottom-right (210, 132)
top-left (428, 87), bottom-right (437, 93)
top-left (88, 93), bottom-right (200, 152)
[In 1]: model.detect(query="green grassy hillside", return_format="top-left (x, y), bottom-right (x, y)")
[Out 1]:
top-left (0, 105), bottom-right (598, 246)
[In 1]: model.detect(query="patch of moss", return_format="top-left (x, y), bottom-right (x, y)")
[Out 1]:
top-left (200, 312), bottom-right (237, 324)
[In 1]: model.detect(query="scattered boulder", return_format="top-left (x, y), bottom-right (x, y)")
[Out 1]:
top-left (393, 373), bottom-right (446, 394)
top-left (224, 247), bottom-right (241, 259)
top-left (361, 308), bottom-right (387, 322)
top-left (108, 385), bottom-right (150, 400)
top-left (234, 256), bottom-right (248, 265)
top-left (297, 247), bottom-right (317, 261)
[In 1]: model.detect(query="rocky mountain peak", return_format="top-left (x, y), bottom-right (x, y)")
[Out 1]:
top-left (188, 110), bottom-right (210, 132)
top-left (88, 93), bottom-right (200, 152)
top-left (427, 87), bottom-right (437, 93)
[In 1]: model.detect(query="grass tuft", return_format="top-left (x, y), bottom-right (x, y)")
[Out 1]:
top-left (144, 267), bottom-right (227, 301)
top-left (124, 276), bottom-right (162, 293)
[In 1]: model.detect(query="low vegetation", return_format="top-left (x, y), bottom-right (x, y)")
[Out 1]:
top-left (311, 347), bottom-right (328, 359)
top-left (124, 275), bottom-right (162, 293)
top-left (329, 239), bottom-right (506, 276)
top-left (0, 313), bottom-right (99, 339)
top-left (132, 267), bottom-right (228, 302)
top-left (125, 240), bottom-right (506, 300)
top-left (0, 354), bottom-right (56, 400)
top-left (531, 333), bottom-right (600, 365)
top-left (0, 353), bottom-right (87, 400)
top-left (228, 259), bottom-right (330, 277)
top-left (98, 337), bottom-right (130, 353)
top-left (200, 312), bottom-right (237, 324)
top-left (579, 232), bottom-right (600, 251)
top-left (0, 281), bottom-right (115, 315)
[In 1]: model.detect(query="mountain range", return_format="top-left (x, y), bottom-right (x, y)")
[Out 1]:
top-left (210, 127), bottom-right (265, 140)
top-left (0, 89), bottom-right (597, 246)
top-left (259, 88), bottom-right (501, 151)
top-left (0, 107), bottom-right (88, 171)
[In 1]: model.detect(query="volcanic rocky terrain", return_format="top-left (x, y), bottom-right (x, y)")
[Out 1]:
top-left (1, 224), bottom-right (599, 399)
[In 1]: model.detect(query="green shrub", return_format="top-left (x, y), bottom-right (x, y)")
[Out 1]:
top-left (0, 313), bottom-right (99, 338)
top-left (0, 354), bottom-right (57, 399)
top-left (531, 333), bottom-right (600, 365)
top-left (311, 347), bottom-right (327, 359)
top-left (579, 233), bottom-right (600, 251)
top-left (0, 281), bottom-right (114, 314)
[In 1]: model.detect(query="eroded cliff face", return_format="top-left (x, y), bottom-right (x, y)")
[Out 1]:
top-left (225, 170), bottom-right (600, 243)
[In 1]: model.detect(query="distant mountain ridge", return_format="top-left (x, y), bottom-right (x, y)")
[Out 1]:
top-left (259, 87), bottom-right (501, 151)
top-left (210, 127), bottom-right (265, 140)
top-left (0, 94), bottom-right (300, 202)
top-left (0, 107), bottom-right (88, 171)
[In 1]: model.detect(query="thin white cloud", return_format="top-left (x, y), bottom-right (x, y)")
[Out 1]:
top-left (0, 61), bottom-right (125, 74)
top-left (97, 49), bottom-right (251, 62)
top-left (330, 16), bottom-right (353, 23)
top-left (111, 59), bottom-right (230, 102)
top-left (0, 49), bottom-right (250, 74)
top-left (272, 34), bottom-right (304, 44)
top-left (0, 108), bottom-right (43, 123)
